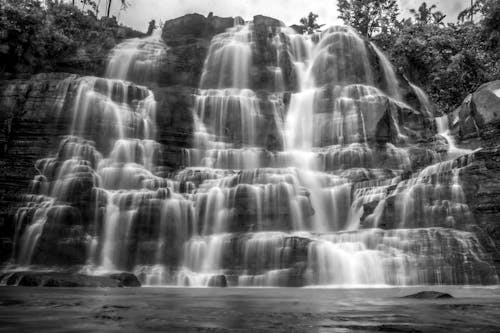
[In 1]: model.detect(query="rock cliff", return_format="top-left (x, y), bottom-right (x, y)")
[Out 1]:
top-left (0, 13), bottom-right (500, 279)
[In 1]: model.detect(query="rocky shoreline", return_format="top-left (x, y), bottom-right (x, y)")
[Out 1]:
top-left (0, 271), bottom-right (140, 288)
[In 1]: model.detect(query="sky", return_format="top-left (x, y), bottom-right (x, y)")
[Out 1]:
top-left (101, 0), bottom-right (472, 32)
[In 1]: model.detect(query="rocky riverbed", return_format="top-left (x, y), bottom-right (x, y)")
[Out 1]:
top-left (0, 287), bottom-right (499, 332)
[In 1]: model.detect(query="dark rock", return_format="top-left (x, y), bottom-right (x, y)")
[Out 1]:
top-left (460, 147), bottom-right (500, 271)
top-left (4, 271), bottom-right (141, 287)
top-left (160, 13), bottom-right (234, 87)
top-left (17, 273), bottom-right (43, 287)
top-left (0, 73), bottom-right (79, 262)
top-left (0, 238), bottom-right (13, 263)
top-left (454, 81), bottom-right (500, 147)
top-left (403, 291), bottom-right (453, 299)
top-left (154, 86), bottom-right (195, 168)
top-left (107, 273), bottom-right (142, 287)
top-left (207, 274), bottom-right (227, 287)
top-left (162, 13), bottom-right (234, 44)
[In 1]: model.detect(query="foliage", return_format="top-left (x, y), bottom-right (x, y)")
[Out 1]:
top-left (481, 0), bottom-right (500, 50)
top-left (458, 0), bottom-right (486, 23)
top-left (336, 0), bottom-right (500, 112)
top-left (0, 0), bottom-right (142, 75)
top-left (371, 0), bottom-right (500, 113)
top-left (298, 12), bottom-right (324, 35)
top-left (337, 0), bottom-right (400, 37)
top-left (409, 2), bottom-right (446, 25)
top-left (80, 0), bottom-right (99, 16)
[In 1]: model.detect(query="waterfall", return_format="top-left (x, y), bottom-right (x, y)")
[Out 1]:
top-left (106, 32), bottom-right (167, 85)
top-left (435, 115), bottom-right (473, 159)
top-left (9, 19), bottom-right (499, 287)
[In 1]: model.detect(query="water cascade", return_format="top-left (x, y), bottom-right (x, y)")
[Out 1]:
top-left (8, 18), bottom-right (498, 287)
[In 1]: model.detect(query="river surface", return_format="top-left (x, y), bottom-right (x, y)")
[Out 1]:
top-left (1, 286), bottom-right (499, 332)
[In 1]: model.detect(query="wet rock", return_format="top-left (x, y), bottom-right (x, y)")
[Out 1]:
top-left (4, 271), bottom-right (141, 287)
top-left (160, 14), bottom-right (235, 87)
top-left (107, 273), bottom-right (142, 287)
top-left (0, 73), bottom-right (79, 262)
top-left (154, 86), bottom-right (195, 168)
top-left (460, 147), bottom-right (500, 271)
top-left (403, 291), bottom-right (453, 299)
top-left (0, 238), bottom-right (13, 263)
top-left (0, 74), bottom-right (195, 264)
top-left (207, 274), bottom-right (227, 287)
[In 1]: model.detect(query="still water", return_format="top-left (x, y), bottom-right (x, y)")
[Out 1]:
top-left (1, 286), bottom-right (499, 332)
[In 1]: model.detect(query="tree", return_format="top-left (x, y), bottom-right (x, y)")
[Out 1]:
top-left (0, 0), bottom-right (142, 75)
top-left (458, 0), bottom-right (485, 23)
top-left (409, 2), bottom-right (446, 25)
top-left (337, 0), bottom-right (400, 37)
top-left (298, 12), bottom-right (324, 34)
top-left (481, 0), bottom-right (500, 50)
top-left (80, 0), bottom-right (98, 16)
top-left (105, 0), bottom-right (129, 17)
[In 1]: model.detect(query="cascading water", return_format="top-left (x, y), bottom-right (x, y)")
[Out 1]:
top-left (106, 32), bottom-right (167, 85)
top-left (173, 22), bottom-right (498, 286)
top-left (8, 18), bottom-right (498, 287)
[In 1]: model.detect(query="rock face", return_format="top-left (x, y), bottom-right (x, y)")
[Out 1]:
top-left (160, 13), bottom-right (235, 87)
top-left (460, 147), bottom-right (500, 266)
top-left (454, 81), bottom-right (500, 147)
top-left (0, 73), bottom-right (78, 263)
top-left (0, 13), bottom-right (499, 287)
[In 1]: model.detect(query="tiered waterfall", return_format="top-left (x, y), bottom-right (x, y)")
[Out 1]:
top-left (7, 21), bottom-right (499, 287)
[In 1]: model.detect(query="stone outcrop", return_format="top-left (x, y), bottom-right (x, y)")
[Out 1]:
top-left (453, 81), bottom-right (500, 147)
top-left (160, 13), bottom-right (235, 87)
top-left (460, 147), bottom-right (500, 267)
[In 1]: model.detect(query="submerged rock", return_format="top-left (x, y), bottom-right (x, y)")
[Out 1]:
top-left (403, 291), bottom-right (453, 299)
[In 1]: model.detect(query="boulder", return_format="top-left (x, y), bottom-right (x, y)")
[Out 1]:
top-left (454, 81), bottom-right (500, 146)
top-left (207, 274), bottom-right (227, 287)
top-left (106, 272), bottom-right (142, 287)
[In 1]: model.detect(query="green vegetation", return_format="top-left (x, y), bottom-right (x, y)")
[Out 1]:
top-left (337, 0), bottom-right (500, 113)
top-left (337, 0), bottom-right (400, 37)
top-left (0, 0), bottom-right (142, 76)
top-left (298, 12), bottom-right (324, 35)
